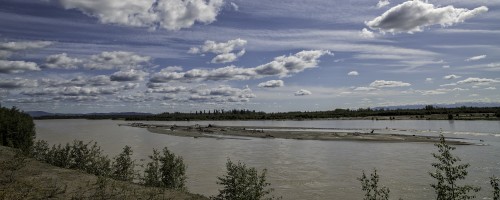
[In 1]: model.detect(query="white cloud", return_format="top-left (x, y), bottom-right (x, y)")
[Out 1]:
top-left (484, 87), bottom-right (496, 90)
top-left (110, 69), bottom-right (148, 82)
top-left (359, 28), bottom-right (375, 39)
top-left (348, 71), bottom-right (359, 76)
top-left (0, 60), bottom-right (40, 74)
top-left (191, 38), bottom-right (247, 63)
top-left (369, 80), bottom-right (411, 88)
top-left (258, 80), bottom-right (284, 88)
top-left (44, 53), bottom-right (82, 69)
top-left (443, 74), bottom-right (461, 80)
top-left (457, 77), bottom-right (499, 84)
top-left (149, 50), bottom-right (332, 82)
top-left (57, 0), bottom-right (224, 31)
top-left (442, 65), bottom-right (450, 69)
top-left (200, 38), bottom-right (247, 54)
top-left (0, 78), bottom-right (38, 89)
top-left (366, 1), bottom-right (488, 34)
top-left (230, 2), bottom-right (239, 11)
top-left (294, 89), bottom-right (312, 96)
top-left (84, 51), bottom-right (151, 70)
top-left (354, 87), bottom-right (377, 91)
top-left (147, 86), bottom-right (186, 94)
top-left (465, 55), bottom-right (486, 61)
top-left (377, 0), bottom-right (390, 8)
top-left (162, 66), bottom-right (183, 72)
top-left (0, 41), bottom-right (52, 59)
top-left (425, 78), bottom-right (433, 83)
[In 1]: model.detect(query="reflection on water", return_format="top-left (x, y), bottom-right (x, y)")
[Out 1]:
top-left (35, 119), bottom-right (500, 200)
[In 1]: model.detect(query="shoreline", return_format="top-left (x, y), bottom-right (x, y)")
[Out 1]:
top-left (124, 123), bottom-right (472, 145)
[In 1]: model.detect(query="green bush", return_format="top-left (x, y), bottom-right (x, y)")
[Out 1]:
top-left (111, 146), bottom-right (136, 182)
top-left (358, 169), bottom-right (390, 200)
top-left (429, 135), bottom-right (480, 199)
top-left (212, 159), bottom-right (279, 200)
top-left (142, 147), bottom-right (186, 190)
top-left (492, 176), bottom-right (500, 200)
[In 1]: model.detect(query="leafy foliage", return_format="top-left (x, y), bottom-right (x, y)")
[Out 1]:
top-left (492, 176), bottom-right (500, 200)
top-left (0, 106), bottom-right (36, 151)
top-left (358, 169), bottom-right (390, 200)
top-left (142, 147), bottom-right (186, 190)
top-left (30, 140), bottom-right (111, 176)
top-left (212, 159), bottom-right (279, 200)
top-left (429, 135), bottom-right (480, 199)
top-left (111, 146), bottom-right (136, 182)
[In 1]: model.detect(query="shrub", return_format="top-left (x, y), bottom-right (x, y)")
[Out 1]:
top-left (143, 147), bottom-right (186, 190)
top-left (429, 135), bottom-right (480, 199)
top-left (212, 159), bottom-right (279, 200)
top-left (111, 146), bottom-right (136, 182)
top-left (492, 176), bottom-right (500, 200)
top-left (358, 169), bottom-right (390, 200)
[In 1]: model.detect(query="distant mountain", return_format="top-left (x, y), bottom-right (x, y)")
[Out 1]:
top-left (374, 102), bottom-right (500, 110)
top-left (26, 111), bottom-right (153, 117)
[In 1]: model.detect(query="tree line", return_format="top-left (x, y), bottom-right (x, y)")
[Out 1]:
top-left (34, 106), bottom-right (500, 121)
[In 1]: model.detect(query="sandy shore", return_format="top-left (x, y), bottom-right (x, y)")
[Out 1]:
top-left (124, 123), bottom-right (470, 145)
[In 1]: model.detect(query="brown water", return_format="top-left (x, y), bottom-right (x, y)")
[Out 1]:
top-left (35, 119), bottom-right (500, 199)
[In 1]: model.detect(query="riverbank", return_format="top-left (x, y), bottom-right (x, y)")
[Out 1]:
top-left (0, 146), bottom-right (208, 200)
top-left (124, 123), bottom-right (471, 145)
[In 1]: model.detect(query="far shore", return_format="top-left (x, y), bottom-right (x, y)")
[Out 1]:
top-left (123, 123), bottom-right (472, 145)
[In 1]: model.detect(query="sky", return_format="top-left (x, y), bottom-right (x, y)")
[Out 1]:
top-left (0, 0), bottom-right (499, 113)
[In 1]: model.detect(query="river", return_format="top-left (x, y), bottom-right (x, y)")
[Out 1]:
top-left (35, 119), bottom-right (500, 199)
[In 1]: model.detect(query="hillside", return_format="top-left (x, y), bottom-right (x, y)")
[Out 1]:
top-left (0, 146), bottom-right (208, 200)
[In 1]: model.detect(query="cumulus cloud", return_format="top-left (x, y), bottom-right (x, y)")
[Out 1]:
top-left (56, 0), bottom-right (224, 31)
top-left (0, 78), bottom-right (38, 89)
top-left (465, 55), bottom-right (486, 61)
top-left (366, 0), bottom-right (488, 34)
top-left (84, 51), bottom-right (151, 70)
top-left (189, 85), bottom-right (256, 102)
top-left (348, 71), bottom-right (359, 76)
top-left (0, 60), bottom-right (40, 74)
top-left (191, 38), bottom-right (247, 63)
top-left (150, 50), bottom-right (332, 82)
top-left (110, 69), bottom-right (148, 82)
top-left (0, 41), bottom-right (52, 59)
top-left (258, 80), bottom-right (284, 88)
top-left (377, 0), bottom-right (390, 8)
top-left (443, 74), bottom-right (461, 80)
top-left (425, 78), bottom-right (433, 83)
top-left (359, 28), bottom-right (375, 39)
top-left (442, 65), bottom-right (450, 69)
top-left (457, 77), bottom-right (499, 84)
top-left (147, 85), bottom-right (186, 94)
top-left (211, 50), bottom-right (245, 63)
top-left (294, 89), bottom-right (312, 96)
top-left (369, 80), bottom-right (411, 88)
top-left (44, 53), bottom-right (82, 69)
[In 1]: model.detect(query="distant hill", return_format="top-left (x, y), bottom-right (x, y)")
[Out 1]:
top-left (26, 111), bottom-right (153, 118)
top-left (374, 102), bottom-right (500, 110)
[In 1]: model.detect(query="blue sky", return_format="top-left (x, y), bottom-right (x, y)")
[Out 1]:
top-left (0, 0), bottom-right (499, 113)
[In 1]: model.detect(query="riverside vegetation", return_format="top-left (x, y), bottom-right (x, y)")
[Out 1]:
top-left (1, 105), bottom-right (500, 199)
